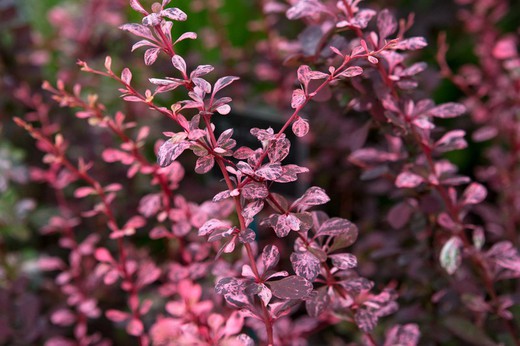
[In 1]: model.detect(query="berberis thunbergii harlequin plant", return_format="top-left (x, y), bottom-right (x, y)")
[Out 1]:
top-left (9, 0), bottom-right (520, 345)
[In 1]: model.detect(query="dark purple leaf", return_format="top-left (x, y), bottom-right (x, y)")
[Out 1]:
top-left (262, 245), bottom-right (280, 270)
top-left (387, 201), bottom-right (414, 229)
top-left (384, 324), bottom-right (421, 346)
top-left (290, 251), bottom-right (320, 281)
top-left (269, 275), bottom-right (313, 299)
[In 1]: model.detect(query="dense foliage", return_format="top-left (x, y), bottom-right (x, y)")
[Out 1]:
top-left (1, 0), bottom-right (519, 345)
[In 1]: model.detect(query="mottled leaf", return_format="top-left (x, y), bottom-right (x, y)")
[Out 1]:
top-left (460, 183), bottom-right (487, 206)
top-left (269, 275), bottom-right (313, 299)
top-left (428, 103), bottom-right (466, 118)
top-left (329, 253), bottom-right (358, 269)
top-left (440, 236), bottom-right (462, 275)
top-left (292, 118), bottom-right (309, 137)
top-left (262, 245), bottom-right (280, 270)
top-left (290, 251), bottom-right (320, 281)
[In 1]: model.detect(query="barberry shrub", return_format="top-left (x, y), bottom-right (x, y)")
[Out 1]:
top-left (5, 0), bottom-right (520, 345)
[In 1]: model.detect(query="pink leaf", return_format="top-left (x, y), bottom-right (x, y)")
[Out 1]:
top-left (377, 9), bottom-right (397, 39)
top-left (395, 171), bottom-right (424, 188)
top-left (191, 64), bottom-right (214, 78)
top-left (195, 155), bottom-right (215, 174)
top-left (51, 309), bottom-right (76, 326)
top-left (157, 140), bottom-right (189, 167)
top-left (329, 253), bottom-right (358, 269)
top-left (174, 32), bottom-right (197, 44)
top-left (427, 103), bottom-right (466, 118)
top-left (291, 88), bottom-right (306, 109)
top-left (290, 251), bottom-right (320, 281)
top-left (171, 55), bottom-right (187, 74)
top-left (492, 37), bottom-right (517, 60)
top-left (435, 130), bottom-right (467, 153)
top-left (292, 118), bottom-right (309, 137)
top-left (127, 318), bottom-right (144, 336)
top-left (269, 275), bottom-right (313, 299)
top-left (106, 309), bottom-right (131, 323)
top-left (267, 138), bottom-right (290, 162)
top-left (297, 65), bottom-right (312, 90)
top-left (160, 8), bottom-right (187, 21)
top-left (255, 163), bottom-right (283, 180)
top-left (241, 182), bottom-right (268, 200)
top-left (292, 186), bottom-right (330, 210)
top-left (318, 217), bottom-right (357, 238)
top-left (95, 248), bottom-right (114, 263)
top-left (286, 0), bottom-right (328, 20)
top-left (338, 66), bottom-right (363, 78)
top-left (460, 183), bottom-right (487, 206)
top-left (213, 76), bottom-right (240, 95)
top-left (144, 47), bottom-right (160, 65)
top-left (130, 0), bottom-right (148, 15)
top-left (199, 218), bottom-right (230, 237)
top-left (393, 37), bottom-right (428, 50)
top-left (262, 245), bottom-right (280, 270)
top-left (74, 186), bottom-right (95, 198)
top-left (355, 308), bottom-right (378, 332)
top-left (121, 68), bottom-right (132, 84)
top-left (119, 24), bottom-right (154, 41)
